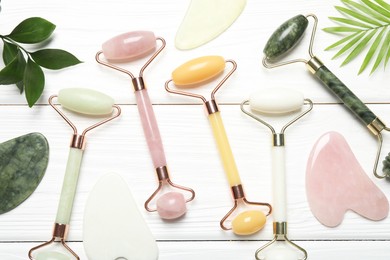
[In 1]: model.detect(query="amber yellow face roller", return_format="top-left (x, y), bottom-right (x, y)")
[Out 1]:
top-left (165, 56), bottom-right (272, 235)
top-left (28, 88), bottom-right (121, 260)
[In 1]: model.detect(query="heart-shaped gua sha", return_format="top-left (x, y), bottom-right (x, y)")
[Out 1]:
top-left (306, 131), bottom-right (389, 227)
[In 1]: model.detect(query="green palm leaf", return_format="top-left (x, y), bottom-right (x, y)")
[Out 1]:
top-left (370, 30), bottom-right (390, 73)
top-left (362, 0), bottom-right (390, 18)
top-left (342, 0), bottom-right (390, 23)
top-left (329, 16), bottom-right (373, 28)
top-left (359, 27), bottom-right (386, 74)
top-left (324, 0), bottom-right (390, 75)
top-left (332, 32), bottom-right (365, 59)
top-left (341, 28), bottom-right (377, 66)
top-left (336, 5), bottom-right (383, 26)
top-left (385, 34), bottom-right (390, 68)
top-left (325, 32), bottom-right (361, 50)
top-left (323, 26), bottom-right (364, 33)
top-left (374, 0), bottom-right (390, 10)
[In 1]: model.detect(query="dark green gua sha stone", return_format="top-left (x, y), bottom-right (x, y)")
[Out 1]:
top-left (263, 14), bottom-right (389, 179)
top-left (263, 14), bottom-right (308, 60)
top-left (0, 132), bottom-right (49, 214)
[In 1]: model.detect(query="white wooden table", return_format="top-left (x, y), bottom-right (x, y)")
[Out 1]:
top-left (1, 0), bottom-right (390, 259)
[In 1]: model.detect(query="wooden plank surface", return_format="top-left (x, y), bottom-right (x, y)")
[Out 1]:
top-left (1, 0), bottom-right (390, 259)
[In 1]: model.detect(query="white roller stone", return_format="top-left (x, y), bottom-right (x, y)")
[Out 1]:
top-left (249, 88), bottom-right (304, 114)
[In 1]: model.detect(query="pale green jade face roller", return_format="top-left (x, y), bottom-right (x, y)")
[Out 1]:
top-left (28, 88), bottom-right (121, 260)
top-left (241, 87), bottom-right (313, 260)
top-left (263, 14), bottom-right (390, 180)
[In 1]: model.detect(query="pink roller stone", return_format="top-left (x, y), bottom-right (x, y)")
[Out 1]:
top-left (306, 131), bottom-right (389, 227)
top-left (102, 31), bottom-right (156, 62)
top-left (135, 89), bottom-right (167, 168)
top-left (156, 192), bottom-right (187, 220)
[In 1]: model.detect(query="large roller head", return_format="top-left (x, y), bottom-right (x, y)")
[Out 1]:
top-left (263, 15), bottom-right (308, 60)
top-left (58, 88), bottom-right (115, 115)
top-left (249, 88), bottom-right (304, 114)
top-left (102, 31), bottom-right (157, 62)
top-left (171, 55), bottom-right (226, 86)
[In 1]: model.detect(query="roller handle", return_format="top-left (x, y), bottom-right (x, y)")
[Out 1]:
top-left (208, 112), bottom-right (242, 187)
top-left (314, 66), bottom-right (377, 126)
top-left (55, 148), bottom-right (84, 224)
top-left (272, 146), bottom-right (287, 222)
top-left (135, 89), bottom-right (167, 168)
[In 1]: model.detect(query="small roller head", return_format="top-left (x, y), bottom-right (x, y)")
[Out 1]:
top-left (263, 15), bottom-right (308, 60)
top-left (35, 251), bottom-right (72, 260)
top-left (102, 31), bottom-right (157, 62)
top-left (249, 88), bottom-right (304, 114)
top-left (231, 210), bottom-right (266, 235)
top-left (172, 55), bottom-right (225, 86)
top-left (58, 88), bottom-right (114, 115)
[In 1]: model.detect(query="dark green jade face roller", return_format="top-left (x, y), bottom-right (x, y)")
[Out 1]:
top-left (263, 14), bottom-right (390, 180)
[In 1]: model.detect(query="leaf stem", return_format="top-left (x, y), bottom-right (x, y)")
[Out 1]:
top-left (0, 35), bottom-right (31, 58)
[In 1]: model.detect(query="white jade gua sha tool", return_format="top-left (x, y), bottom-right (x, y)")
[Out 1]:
top-left (175, 0), bottom-right (246, 50)
top-left (28, 88), bottom-right (121, 260)
top-left (241, 87), bottom-right (312, 260)
top-left (96, 31), bottom-right (195, 220)
top-left (165, 56), bottom-right (272, 235)
top-left (83, 173), bottom-right (158, 260)
top-left (263, 14), bottom-right (390, 180)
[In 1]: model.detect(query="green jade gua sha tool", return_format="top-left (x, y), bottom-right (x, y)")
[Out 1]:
top-left (262, 14), bottom-right (390, 180)
top-left (0, 133), bottom-right (49, 214)
top-left (28, 88), bottom-right (121, 260)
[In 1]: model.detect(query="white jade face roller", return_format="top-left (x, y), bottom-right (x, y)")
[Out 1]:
top-left (28, 88), bottom-right (121, 260)
top-left (241, 87), bottom-right (312, 260)
top-left (96, 31), bottom-right (195, 220)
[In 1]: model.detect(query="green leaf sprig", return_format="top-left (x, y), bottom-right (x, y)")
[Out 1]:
top-left (0, 17), bottom-right (82, 107)
top-left (323, 0), bottom-right (390, 75)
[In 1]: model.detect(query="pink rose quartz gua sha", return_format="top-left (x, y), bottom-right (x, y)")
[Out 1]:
top-left (241, 87), bottom-right (312, 260)
top-left (96, 31), bottom-right (195, 220)
top-left (175, 0), bottom-right (247, 50)
top-left (306, 131), bottom-right (389, 227)
top-left (29, 88), bottom-right (121, 260)
top-left (165, 56), bottom-right (271, 235)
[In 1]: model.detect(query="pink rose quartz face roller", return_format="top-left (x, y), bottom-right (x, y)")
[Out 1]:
top-left (96, 31), bottom-right (195, 220)
top-left (306, 131), bottom-right (389, 227)
top-left (241, 87), bottom-right (312, 260)
top-left (165, 56), bottom-right (272, 235)
top-left (28, 88), bottom-right (121, 260)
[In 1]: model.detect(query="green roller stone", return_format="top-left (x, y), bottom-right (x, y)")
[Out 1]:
top-left (263, 14), bottom-right (308, 60)
top-left (0, 133), bottom-right (49, 214)
top-left (314, 66), bottom-right (377, 125)
top-left (58, 88), bottom-right (114, 116)
top-left (382, 153), bottom-right (390, 180)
